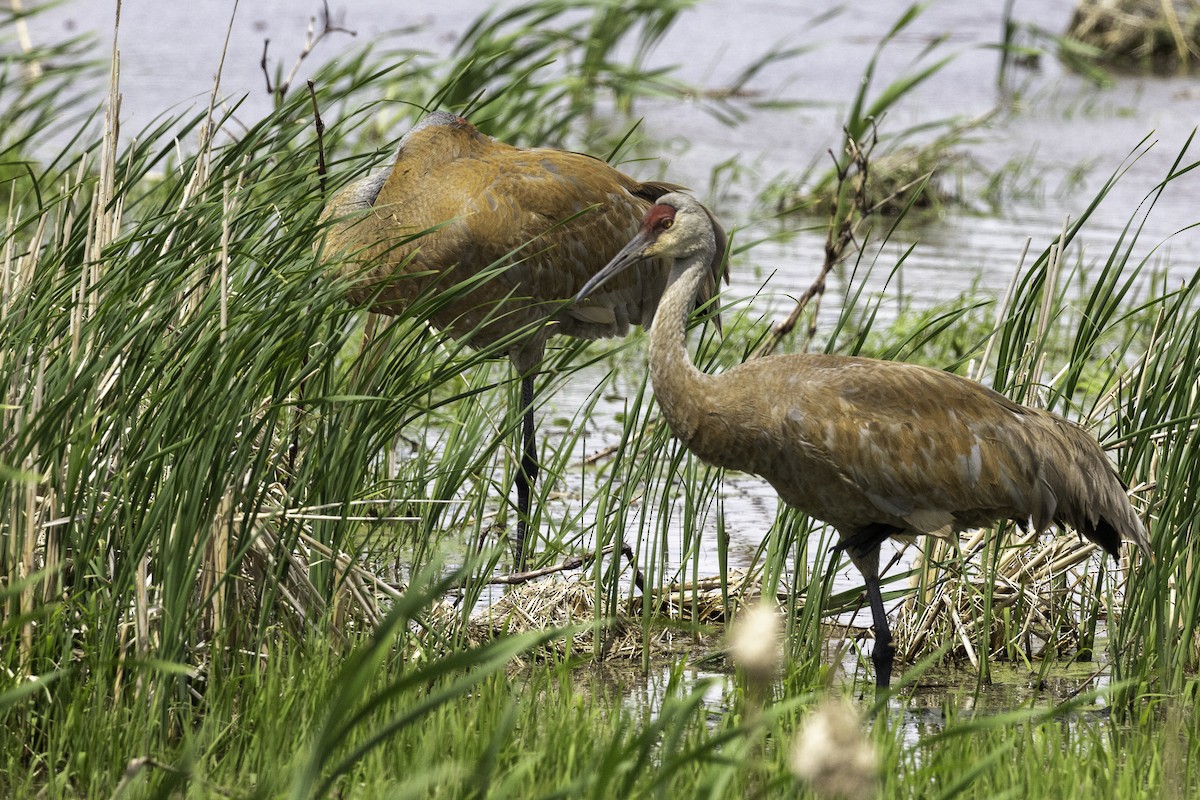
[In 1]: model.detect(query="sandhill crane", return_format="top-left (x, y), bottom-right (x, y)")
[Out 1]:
top-left (575, 192), bottom-right (1151, 688)
top-left (320, 113), bottom-right (725, 568)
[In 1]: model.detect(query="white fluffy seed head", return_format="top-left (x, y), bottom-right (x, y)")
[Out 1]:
top-left (728, 602), bottom-right (783, 687)
top-left (789, 698), bottom-right (879, 800)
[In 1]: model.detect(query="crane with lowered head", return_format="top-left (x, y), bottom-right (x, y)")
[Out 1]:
top-left (320, 113), bottom-right (726, 568)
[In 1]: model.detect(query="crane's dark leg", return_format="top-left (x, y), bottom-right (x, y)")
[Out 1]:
top-left (513, 373), bottom-right (538, 570)
top-left (837, 524), bottom-right (901, 689)
top-left (863, 572), bottom-right (894, 689)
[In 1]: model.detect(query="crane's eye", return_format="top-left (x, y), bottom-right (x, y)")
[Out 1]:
top-left (659, 218), bottom-right (674, 231)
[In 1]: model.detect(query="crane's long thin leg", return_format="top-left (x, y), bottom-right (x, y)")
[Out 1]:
top-left (513, 373), bottom-right (538, 571)
top-left (837, 525), bottom-right (899, 689)
top-left (863, 572), bottom-right (894, 689)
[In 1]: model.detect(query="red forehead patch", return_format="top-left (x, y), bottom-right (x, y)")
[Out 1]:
top-left (643, 203), bottom-right (677, 231)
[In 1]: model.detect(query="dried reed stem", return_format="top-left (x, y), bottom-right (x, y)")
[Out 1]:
top-left (751, 125), bottom-right (877, 359)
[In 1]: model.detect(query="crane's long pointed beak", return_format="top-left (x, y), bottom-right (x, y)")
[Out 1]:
top-left (574, 230), bottom-right (654, 303)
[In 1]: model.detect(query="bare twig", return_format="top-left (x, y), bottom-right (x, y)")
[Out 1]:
top-left (482, 542), bottom-right (643, 590)
top-left (259, 39), bottom-right (272, 96)
top-left (751, 123), bottom-right (878, 359)
top-left (261, 1), bottom-right (356, 104)
top-left (308, 79), bottom-right (328, 194)
top-left (581, 443), bottom-right (618, 466)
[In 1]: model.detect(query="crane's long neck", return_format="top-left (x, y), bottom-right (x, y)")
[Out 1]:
top-left (649, 255), bottom-right (715, 440)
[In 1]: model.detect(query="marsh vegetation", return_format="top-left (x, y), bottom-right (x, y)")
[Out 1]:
top-left (3, 1), bottom-right (1200, 797)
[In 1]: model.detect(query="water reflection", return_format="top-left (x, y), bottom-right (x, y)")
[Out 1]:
top-left (569, 637), bottom-right (1114, 740)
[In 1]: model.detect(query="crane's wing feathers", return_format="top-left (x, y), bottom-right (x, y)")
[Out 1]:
top-left (744, 355), bottom-right (1144, 552)
top-left (321, 118), bottom-right (727, 350)
top-left (446, 148), bottom-right (719, 339)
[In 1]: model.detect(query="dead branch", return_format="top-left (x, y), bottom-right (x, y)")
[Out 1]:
top-left (261, 1), bottom-right (356, 104)
top-left (308, 80), bottom-right (328, 192)
top-left (581, 443), bottom-right (618, 466)
top-left (751, 123), bottom-right (878, 359)
top-left (483, 542), bottom-right (643, 590)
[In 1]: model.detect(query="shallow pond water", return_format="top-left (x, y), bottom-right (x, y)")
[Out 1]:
top-left (562, 634), bottom-right (1117, 741)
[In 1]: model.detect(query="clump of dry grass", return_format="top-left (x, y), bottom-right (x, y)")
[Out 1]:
top-left (464, 569), bottom-right (774, 661)
top-left (638, 569), bottom-right (780, 623)
top-left (466, 578), bottom-right (639, 659)
top-left (782, 145), bottom-right (955, 219)
top-left (891, 531), bottom-right (1136, 670)
top-left (1067, 0), bottom-right (1200, 71)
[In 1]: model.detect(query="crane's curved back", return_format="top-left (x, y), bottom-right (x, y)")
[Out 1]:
top-left (319, 113), bottom-right (727, 365)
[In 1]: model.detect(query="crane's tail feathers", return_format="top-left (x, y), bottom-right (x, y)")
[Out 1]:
top-left (1044, 419), bottom-right (1151, 561)
top-left (1069, 489), bottom-right (1150, 561)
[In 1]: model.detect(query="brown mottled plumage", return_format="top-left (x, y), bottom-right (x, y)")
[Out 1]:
top-left (319, 113), bottom-right (725, 567)
top-left (576, 192), bottom-right (1150, 689)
